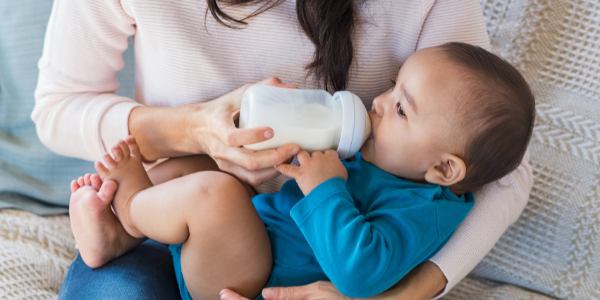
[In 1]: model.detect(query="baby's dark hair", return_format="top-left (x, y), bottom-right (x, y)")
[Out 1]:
top-left (438, 42), bottom-right (535, 194)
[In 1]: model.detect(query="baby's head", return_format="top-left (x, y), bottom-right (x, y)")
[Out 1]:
top-left (361, 42), bottom-right (534, 194)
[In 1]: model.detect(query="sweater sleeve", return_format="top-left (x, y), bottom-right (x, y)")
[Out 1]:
top-left (32, 0), bottom-right (141, 161)
top-left (429, 151), bottom-right (532, 298)
top-left (415, 1), bottom-right (532, 297)
top-left (290, 177), bottom-right (471, 298)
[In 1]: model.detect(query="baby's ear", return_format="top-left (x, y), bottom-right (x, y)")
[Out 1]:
top-left (424, 154), bottom-right (466, 187)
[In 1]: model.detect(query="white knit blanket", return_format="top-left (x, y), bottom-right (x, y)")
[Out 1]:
top-left (1, 0), bottom-right (599, 299)
top-left (0, 210), bottom-right (76, 299)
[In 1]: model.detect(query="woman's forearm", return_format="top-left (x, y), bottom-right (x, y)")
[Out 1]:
top-left (371, 262), bottom-right (447, 300)
top-left (128, 104), bottom-right (204, 161)
top-left (129, 78), bottom-right (299, 184)
top-left (248, 262), bottom-right (447, 300)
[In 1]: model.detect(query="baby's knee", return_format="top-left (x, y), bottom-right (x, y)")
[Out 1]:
top-left (184, 171), bottom-right (249, 205)
top-left (184, 172), bottom-right (254, 228)
top-left (208, 172), bottom-right (247, 196)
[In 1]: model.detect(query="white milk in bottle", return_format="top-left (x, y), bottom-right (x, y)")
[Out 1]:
top-left (239, 85), bottom-right (371, 159)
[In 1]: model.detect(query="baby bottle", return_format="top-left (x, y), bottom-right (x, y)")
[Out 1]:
top-left (239, 85), bottom-right (371, 159)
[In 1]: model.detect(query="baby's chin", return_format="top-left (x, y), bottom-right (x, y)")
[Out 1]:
top-left (359, 145), bottom-right (373, 163)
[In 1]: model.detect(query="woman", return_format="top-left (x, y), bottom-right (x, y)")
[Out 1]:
top-left (33, 0), bottom-right (532, 299)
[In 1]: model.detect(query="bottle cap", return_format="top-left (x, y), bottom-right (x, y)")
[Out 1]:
top-left (333, 91), bottom-right (371, 159)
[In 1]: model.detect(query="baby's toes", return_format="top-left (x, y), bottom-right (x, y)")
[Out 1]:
top-left (102, 153), bottom-right (118, 169)
top-left (90, 174), bottom-right (103, 191)
top-left (118, 139), bottom-right (131, 159)
top-left (77, 176), bottom-right (85, 187)
top-left (126, 137), bottom-right (141, 158)
top-left (70, 180), bottom-right (80, 193)
top-left (97, 180), bottom-right (118, 203)
top-left (84, 173), bottom-right (92, 186)
top-left (111, 144), bottom-right (125, 162)
top-left (95, 161), bottom-right (110, 178)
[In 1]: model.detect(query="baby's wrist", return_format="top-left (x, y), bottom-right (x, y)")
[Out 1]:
top-left (303, 176), bottom-right (346, 196)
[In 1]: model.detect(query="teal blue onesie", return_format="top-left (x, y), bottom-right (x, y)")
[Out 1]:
top-left (170, 153), bottom-right (474, 299)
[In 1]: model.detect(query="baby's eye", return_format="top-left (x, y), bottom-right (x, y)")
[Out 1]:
top-left (396, 102), bottom-right (406, 117)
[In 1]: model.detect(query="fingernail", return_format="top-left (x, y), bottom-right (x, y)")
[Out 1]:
top-left (219, 290), bottom-right (226, 296)
top-left (262, 289), bottom-right (276, 300)
top-left (264, 130), bottom-right (274, 139)
top-left (291, 148), bottom-right (299, 155)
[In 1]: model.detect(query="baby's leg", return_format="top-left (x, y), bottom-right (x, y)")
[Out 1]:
top-left (98, 138), bottom-right (272, 299)
top-left (70, 151), bottom-right (251, 268)
top-left (69, 174), bottom-right (146, 268)
top-left (146, 155), bottom-right (256, 196)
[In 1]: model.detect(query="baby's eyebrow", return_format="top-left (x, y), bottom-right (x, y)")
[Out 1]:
top-left (391, 67), bottom-right (402, 86)
top-left (402, 85), bottom-right (418, 115)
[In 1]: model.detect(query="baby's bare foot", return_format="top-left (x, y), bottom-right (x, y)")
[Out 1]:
top-left (95, 137), bottom-right (153, 238)
top-left (69, 173), bottom-right (145, 268)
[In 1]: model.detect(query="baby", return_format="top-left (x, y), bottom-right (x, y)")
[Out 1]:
top-left (69, 42), bottom-right (534, 300)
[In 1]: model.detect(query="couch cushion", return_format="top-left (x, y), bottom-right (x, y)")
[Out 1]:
top-left (0, 0), bottom-right (134, 214)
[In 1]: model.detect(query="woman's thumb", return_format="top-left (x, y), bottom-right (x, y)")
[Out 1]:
top-left (263, 287), bottom-right (306, 300)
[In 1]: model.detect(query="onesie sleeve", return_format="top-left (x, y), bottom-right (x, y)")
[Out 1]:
top-left (290, 177), bottom-right (472, 298)
top-left (32, 0), bottom-right (141, 161)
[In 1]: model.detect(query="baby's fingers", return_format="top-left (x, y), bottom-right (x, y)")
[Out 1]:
top-left (296, 151), bottom-right (311, 165)
top-left (274, 164), bottom-right (301, 179)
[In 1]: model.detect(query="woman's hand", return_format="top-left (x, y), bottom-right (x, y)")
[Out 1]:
top-left (220, 282), bottom-right (346, 300)
top-left (129, 77), bottom-right (300, 186)
top-left (190, 77), bottom-right (301, 185)
top-left (219, 262), bottom-right (447, 300)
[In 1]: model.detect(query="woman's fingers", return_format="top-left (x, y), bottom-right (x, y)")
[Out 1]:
top-left (222, 126), bottom-right (274, 147)
top-left (262, 281), bottom-right (345, 300)
top-left (215, 158), bottom-right (282, 186)
top-left (256, 77), bottom-right (287, 88)
top-left (220, 289), bottom-right (250, 300)
top-left (196, 78), bottom-right (302, 186)
top-left (218, 144), bottom-right (299, 172)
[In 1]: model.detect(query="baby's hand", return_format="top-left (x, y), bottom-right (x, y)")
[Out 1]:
top-left (275, 150), bottom-right (348, 196)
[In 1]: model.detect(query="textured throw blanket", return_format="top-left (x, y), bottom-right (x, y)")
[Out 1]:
top-left (0, 0), bottom-right (598, 299)
top-left (0, 210), bottom-right (76, 298)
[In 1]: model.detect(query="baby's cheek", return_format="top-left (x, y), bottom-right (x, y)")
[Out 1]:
top-left (360, 145), bottom-right (373, 162)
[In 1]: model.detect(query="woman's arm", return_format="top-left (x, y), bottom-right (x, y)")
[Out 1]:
top-left (429, 151), bottom-right (532, 297)
top-left (128, 78), bottom-right (300, 185)
top-left (32, 0), bottom-right (297, 185)
top-left (219, 261), bottom-right (447, 300)
top-left (32, 0), bottom-right (138, 160)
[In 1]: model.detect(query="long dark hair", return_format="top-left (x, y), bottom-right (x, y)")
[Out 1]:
top-left (206, 0), bottom-right (356, 91)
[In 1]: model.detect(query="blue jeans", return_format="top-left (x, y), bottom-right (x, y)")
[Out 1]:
top-left (58, 240), bottom-right (181, 299)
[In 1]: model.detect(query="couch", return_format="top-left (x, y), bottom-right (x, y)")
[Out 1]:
top-left (0, 0), bottom-right (598, 299)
